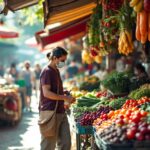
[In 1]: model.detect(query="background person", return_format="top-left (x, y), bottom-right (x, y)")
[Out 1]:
top-left (21, 61), bottom-right (35, 112)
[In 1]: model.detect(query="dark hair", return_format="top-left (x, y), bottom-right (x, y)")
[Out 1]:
top-left (135, 63), bottom-right (146, 73)
top-left (47, 47), bottom-right (68, 60)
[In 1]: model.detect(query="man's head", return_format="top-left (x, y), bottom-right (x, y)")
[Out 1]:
top-left (24, 61), bottom-right (30, 70)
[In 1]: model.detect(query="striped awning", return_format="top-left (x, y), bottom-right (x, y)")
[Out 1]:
top-left (35, 16), bottom-right (89, 50)
top-left (44, 0), bottom-right (96, 27)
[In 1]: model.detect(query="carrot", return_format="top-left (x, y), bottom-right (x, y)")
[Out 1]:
top-left (148, 13), bottom-right (150, 41)
top-left (141, 33), bottom-right (148, 44)
top-left (140, 10), bottom-right (148, 43)
top-left (136, 13), bottom-right (141, 41)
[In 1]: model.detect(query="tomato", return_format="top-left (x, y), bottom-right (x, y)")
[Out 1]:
top-left (115, 118), bottom-right (124, 125)
top-left (125, 110), bottom-right (132, 118)
top-left (131, 115), bottom-right (141, 124)
top-left (140, 111), bottom-right (148, 117)
top-left (126, 129), bottom-right (136, 139)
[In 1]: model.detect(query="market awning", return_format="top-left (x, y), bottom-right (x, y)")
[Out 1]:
top-left (4, 0), bottom-right (38, 11)
top-left (0, 26), bottom-right (19, 38)
top-left (35, 16), bottom-right (89, 50)
top-left (44, 0), bottom-right (96, 26)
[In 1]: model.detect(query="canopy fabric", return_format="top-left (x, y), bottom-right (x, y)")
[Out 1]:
top-left (4, 0), bottom-right (38, 11)
top-left (0, 26), bottom-right (19, 38)
top-left (45, 0), bottom-right (96, 26)
top-left (35, 16), bottom-right (89, 50)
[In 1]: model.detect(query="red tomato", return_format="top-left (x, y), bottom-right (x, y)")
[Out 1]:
top-left (126, 129), bottom-right (136, 139)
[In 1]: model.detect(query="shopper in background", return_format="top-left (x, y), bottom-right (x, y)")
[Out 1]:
top-left (21, 61), bottom-right (35, 112)
top-left (39, 47), bottom-right (75, 150)
top-left (134, 63), bottom-right (149, 80)
top-left (66, 58), bottom-right (79, 79)
top-left (34, 62), bottom-right (42, 99)
top-left (116, 56), bottom-right (126, 72)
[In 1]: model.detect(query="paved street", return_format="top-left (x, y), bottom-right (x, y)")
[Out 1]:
top-left (0, 95), bottom-right (41, 150)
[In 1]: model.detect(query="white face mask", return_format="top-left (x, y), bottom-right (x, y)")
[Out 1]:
top-left (57, 61), bottom-right (65, 68)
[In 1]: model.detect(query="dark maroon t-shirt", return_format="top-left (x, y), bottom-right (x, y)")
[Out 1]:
top-left (39, 65), bottom-right (65, 113)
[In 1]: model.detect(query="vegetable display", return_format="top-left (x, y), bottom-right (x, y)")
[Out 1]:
top-left (101, 71), bottom-right (130, 94)
top-left (129, 84), bottom-right (150, 99)
top-left (109, 97), bottom-right (128, 110)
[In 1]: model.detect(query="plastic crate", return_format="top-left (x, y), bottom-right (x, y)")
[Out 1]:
top-left (94, 132), bottom-right (133, 150)
top-left (95, 135), bottom-right (150, 150)
top-left (76, 123), bottom-right (94, 134)
top-left (134, 141), bottom-right (150, 150)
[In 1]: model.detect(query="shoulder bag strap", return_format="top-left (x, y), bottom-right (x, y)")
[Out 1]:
top-left (54, 71), bottom-right (59, 112)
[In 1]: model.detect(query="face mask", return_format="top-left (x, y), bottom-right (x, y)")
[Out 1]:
top-left (57, 61), bottom-right (65, 68)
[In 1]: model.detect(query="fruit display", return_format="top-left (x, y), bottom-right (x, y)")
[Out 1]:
top-left (93, 96), bottom-right (150, 146)
top-left (71, 105), bottom-right (97, 119)
top-left (76, 106), bottom-right (112, 126)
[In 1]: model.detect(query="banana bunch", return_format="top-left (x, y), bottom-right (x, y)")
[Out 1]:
top-left (118, 30), bottom-right (134, 55)
top-left (82, 49), bottom-right (94, 64)
top-left (130, 0), bottom-right (143, 12)
top-left (94, 54), bottom-right (103, 64)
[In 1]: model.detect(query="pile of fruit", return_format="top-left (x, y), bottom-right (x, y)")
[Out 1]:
top-left (93, 97), bottom-right (150, 144)
top-left (76, 106), bottom-right (112, 126)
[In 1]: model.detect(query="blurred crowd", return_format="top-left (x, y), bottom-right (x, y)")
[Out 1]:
top-left (0, 61), bottom-right (42, 112)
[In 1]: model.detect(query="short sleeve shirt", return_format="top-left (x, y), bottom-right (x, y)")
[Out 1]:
top-left (39, 66), bottom-right (65, 113)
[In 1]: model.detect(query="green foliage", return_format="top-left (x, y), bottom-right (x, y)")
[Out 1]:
top-left (109, 97), bottom-right (128, 110)
top-left (129, 88), bottom-right (150, 99)
top-left (17, 0), bottom-right (44, 25)
top-left (101, 71), bottom-right (130, 94)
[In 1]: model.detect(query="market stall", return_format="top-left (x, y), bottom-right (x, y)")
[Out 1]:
top-left (0, 78), bottom-right (22, 125)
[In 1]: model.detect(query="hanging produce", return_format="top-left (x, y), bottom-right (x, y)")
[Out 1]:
top-left (87, 3), bottom-right (102, 56)
top-left (117, 1), bottom-right (135, 55)
top-left (81, 49), bottom-right (94, 64)
top-left (130, 0), bottom-right (144, 12)
top-left (136, 10), bottom-right (150, 43)
top-left (118, 29), bottom-right (134, 55)
top-left (144, 0), bottom-right (150, 12)
top-left (102, 0), bottom-right (124, 11)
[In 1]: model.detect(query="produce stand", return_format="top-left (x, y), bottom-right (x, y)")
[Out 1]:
top-left (67, 75), bottom-right (150, 150)
top-left (68, 112), bottom-right (95, 150)
top-left (94, 131), bottom-right (150, 150)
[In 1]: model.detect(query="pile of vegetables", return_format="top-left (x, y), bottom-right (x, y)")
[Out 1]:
top-left (130, 0), bottom-right (150, 44)
top-left (129, 84), bottom-right (150, 99)
top-left (76, 95), bottom-right (101, 107)
top-left (109, 97), bottom-right (128, 110)
top-left (136, 10), bottom-right (150, 44)
top-left (101, 71), bottom-right (130, 94)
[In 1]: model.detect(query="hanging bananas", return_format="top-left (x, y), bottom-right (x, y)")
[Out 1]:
top-left (118, 30), bottom-right (134, 55)
top-left (130, 0), bottom-right (144, 12)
